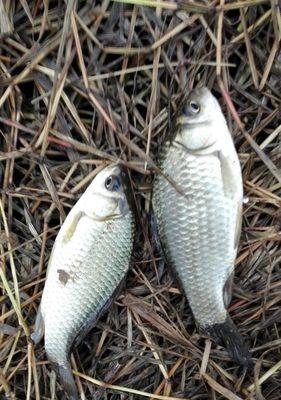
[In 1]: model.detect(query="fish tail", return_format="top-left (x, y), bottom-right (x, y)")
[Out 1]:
top-left (55, 362), bottom-right (79, 400)
top-left (204, 314), bottom-right (251, 367)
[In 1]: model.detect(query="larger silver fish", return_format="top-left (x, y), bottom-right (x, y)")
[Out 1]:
top-left (31, 164), bottom-right (135, 399)
top-left (152, 87), bottom-right (250, 365)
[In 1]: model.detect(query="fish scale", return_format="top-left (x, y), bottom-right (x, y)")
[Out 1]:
top-left (31, 164), bottom-right (135, 399)
top-left (41, 214), bottom-right (133, 365)
top-left (152, 87), bottom-right (251, 366)
top-left (154, 144), bottom-right (235, 327)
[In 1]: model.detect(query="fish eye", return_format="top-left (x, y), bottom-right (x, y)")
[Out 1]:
top-left (189, 100), bottom-right (200, 114)
top-left (105, 175), bottom-right (121, 191)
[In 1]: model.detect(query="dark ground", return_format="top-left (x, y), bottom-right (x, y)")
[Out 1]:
top-left (0, 0), bottom-right (281, 399)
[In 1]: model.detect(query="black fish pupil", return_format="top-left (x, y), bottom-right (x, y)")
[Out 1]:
top-left (105, 175), bottom-right (121, 191)
top-left (105, 176), bottom-right (112, 188)
top-left (190, 101), bottom-right (200, 113)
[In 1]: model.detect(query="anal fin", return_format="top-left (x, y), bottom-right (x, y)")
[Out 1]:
top-left (30, 305), bottom-right (44, 345)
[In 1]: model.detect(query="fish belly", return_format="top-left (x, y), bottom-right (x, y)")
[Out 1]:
top-left (40, 214), bottom-right (132, 365)
top-left (153, 144), bottom-right (238, 327)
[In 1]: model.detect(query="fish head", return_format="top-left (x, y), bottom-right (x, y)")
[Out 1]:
top-left (176, 86), bottom-right (227, 151)
top-left (80, 164), bottom-right (131, 221)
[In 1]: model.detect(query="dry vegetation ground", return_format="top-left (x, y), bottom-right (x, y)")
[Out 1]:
top-left (0, 0), bottom-right (281, 399)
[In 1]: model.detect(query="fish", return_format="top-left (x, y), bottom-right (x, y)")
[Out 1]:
top-left (152, 86), bottom-right (250, 366)
top-left (31, 164), bottom-right (135, 399)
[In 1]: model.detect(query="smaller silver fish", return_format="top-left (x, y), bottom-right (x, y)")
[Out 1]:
top-left (31, 164), bottom-right (135, 399)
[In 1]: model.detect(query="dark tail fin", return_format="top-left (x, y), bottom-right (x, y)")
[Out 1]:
top-left (54, 362), bottom-right (78, 400)
top-left (204, 315), bottom-right (251, 366)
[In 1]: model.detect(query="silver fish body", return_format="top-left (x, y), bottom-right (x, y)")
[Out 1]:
top-left (32, 164), bottom-right (134, 399)
top-left (153, 87), bottom-right (250, 365)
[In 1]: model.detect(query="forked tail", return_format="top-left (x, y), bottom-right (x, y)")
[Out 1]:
top-left (53, 362), bottom-right (78, 400)
top-left (204, 314), bottom-right (251, 366)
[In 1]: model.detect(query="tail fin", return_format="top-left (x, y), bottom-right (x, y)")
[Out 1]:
top-left (53, 362), bottom-right (78, 400)
top-left (204, 314), bottom-right (251, 366)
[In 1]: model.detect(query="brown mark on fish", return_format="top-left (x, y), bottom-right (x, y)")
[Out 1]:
top-left (57, 269), bottom-right (71, 285)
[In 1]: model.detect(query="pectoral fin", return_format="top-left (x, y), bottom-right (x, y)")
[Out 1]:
top-left (234, 202), bottom-right (242, 252)
top-left (60, 211), bottom-right (83, 244)
top-left (217, 150), bottom-right (242, 198)
top-left (223, 272), bottom-right (234, 308)
top-left (218, 150), bottom-right (243, 252)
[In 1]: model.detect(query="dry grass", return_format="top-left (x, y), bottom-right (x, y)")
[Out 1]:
top-left (0, 1), bottom-right (280, 399)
